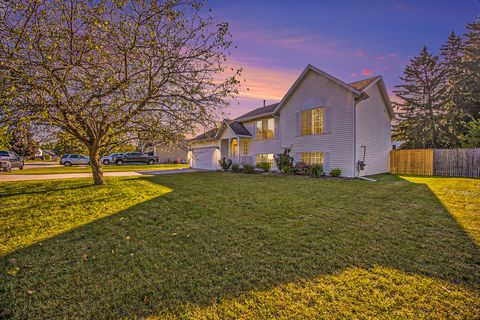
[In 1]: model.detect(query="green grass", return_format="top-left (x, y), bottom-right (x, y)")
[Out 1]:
top-left (1, 173), bottom-right (479, 319)
top-left (7, 163), bottom-right (188, 175)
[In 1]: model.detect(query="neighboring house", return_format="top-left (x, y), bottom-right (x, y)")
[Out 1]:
top-left (155, 143), bottom-right (188, 164)
top-left (188, 64), bottom-right (395, 177)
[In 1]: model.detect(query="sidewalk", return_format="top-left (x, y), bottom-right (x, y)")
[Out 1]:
top-left (0, 168), bottom-right (200, 182)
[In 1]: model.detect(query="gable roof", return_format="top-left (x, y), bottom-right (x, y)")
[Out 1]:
top-left (190, 65), bottom-right (395, 142)
top-left (226, 120), bottom-right (251, 136)
top-left (348, 76), bottom-right (381, 91)
top-left (350, 76), bottom-right (395, 120)
top-left (189, 127), bottom-right (218, 142)
top-left (273, 64), bottom-right (363, 114)
top-left (189, 119), bottom-right (251, 143)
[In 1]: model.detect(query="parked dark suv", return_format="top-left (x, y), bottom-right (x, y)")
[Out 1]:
top-left (0, 150), bottom-right (24, 172)
top-left (113, 152), bottom-right (158, 165)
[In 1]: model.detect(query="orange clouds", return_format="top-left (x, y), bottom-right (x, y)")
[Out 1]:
top-left (227, 59), bottom-right (298, 101)
top-left (361, 69), bottom-right (374, 76)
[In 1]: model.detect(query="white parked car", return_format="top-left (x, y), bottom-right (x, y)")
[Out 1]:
top-left (0, 150), bottom-right (24, 172)
top-left (101, 153), bottom-right (125, 165)
top-left (60, 154), bottom-right (90, 166)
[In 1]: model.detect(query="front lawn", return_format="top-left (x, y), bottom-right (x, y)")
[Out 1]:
top-left (1, 173), bottom-right (479, 319)
top-left (6, 163), bottom-right (189, 175)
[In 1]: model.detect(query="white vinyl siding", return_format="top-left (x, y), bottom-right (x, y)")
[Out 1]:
top-left (280, 70), bottom-right (356, 177)
top-left (355, 82), bottom-right (392, 176)
top-left (242, 120), bottom-right (281, 157)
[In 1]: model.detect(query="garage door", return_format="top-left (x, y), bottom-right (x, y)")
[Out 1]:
top-left (191, 146), bottom-right (218, 170)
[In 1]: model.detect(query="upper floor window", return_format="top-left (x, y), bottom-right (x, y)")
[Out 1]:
top-left (301, 107), bottom-right (324, 135)
top-left (256, 118), bottom-right (275, 140)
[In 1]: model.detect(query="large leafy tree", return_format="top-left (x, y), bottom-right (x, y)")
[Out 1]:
top-left (393, 46), bottom-right (447, 148)
top-left (0, 0), bottom-right (240, 184)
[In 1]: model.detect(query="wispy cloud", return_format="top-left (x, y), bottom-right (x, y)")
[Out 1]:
top-left (223, 57), bottom-right (300, 118)
top-left (232, 60), bottom-right (298, 101)
top-left (376, 52), bottom-right (398, 60)
top-left (233, 27), bottom-right (348, 58)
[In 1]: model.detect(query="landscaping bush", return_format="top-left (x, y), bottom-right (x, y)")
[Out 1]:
top-left (330, 167), bottom-right (342, 177)
top-left (283, 165), bottom-right (295, 175)
top-left (243, 163), bottom-right (254, 174)
top-left (309, 164), bottom-right (324, 177)
top-left (218, 157), bottom-right (232, 171)
top-left (293, 162), bottom-right (310, 175)
top-left (275, 148), bottom-right (294, 174)
top-left (256, 161), bottom-right (271, 172)
top-left (231, 163), bottom-right (240, 173)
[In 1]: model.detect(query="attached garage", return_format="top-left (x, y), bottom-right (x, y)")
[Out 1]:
top-left (190, 146), bottom-right (218, 170)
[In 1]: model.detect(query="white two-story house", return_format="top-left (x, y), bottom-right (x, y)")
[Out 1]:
top-left (188, 64), bottom-right (395, 177)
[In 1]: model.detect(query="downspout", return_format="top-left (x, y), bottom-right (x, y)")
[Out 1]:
top-left (353, 100), bottom-right (357, 178)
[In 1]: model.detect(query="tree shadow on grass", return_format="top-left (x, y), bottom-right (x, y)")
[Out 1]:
top-left (1, 173), bottom-right (479, 319)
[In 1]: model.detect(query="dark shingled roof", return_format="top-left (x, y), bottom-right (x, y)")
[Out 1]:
top-left (189, 120), bottom-right (252, 142)
top-left (189, 127), bottom-right (218, 142)
top-left (235, 102), bottom-right (279, 121)
top-left (227, 120), bottom-right (251, 136)
top-left (348, 76), bottom-right (381, 91)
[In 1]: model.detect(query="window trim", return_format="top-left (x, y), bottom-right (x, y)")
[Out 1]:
top-left (243, 141), bottom-right (249, 156)
top-left (300, 151), bottom-right (324, 165)
top-left (255, 117), bottom-right (276, 140)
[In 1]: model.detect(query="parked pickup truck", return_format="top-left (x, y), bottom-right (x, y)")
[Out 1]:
top-left (113, 152), bottom-right (158, 165)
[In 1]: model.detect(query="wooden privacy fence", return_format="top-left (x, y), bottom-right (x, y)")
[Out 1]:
top-left (390, 148), bottom-right (480, 178)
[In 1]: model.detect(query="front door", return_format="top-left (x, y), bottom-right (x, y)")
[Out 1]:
top-left (230, 139), bottom-right (238, 158)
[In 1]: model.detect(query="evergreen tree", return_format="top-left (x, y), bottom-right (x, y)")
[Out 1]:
top-left (459, 18), bottom-right (480, 120)
top-left (393, 46), bottom-right (446, 148)
top-left (439, 31), bottom-right (466, 147)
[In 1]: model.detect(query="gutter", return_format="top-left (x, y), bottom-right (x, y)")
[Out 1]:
top-left (353, 98), bottom-right (357, 177)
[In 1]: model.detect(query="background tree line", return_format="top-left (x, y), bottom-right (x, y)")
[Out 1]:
top-left (393, 18), bottom-right (480, 148)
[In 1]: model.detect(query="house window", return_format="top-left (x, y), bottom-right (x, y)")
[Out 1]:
top-left (301, 107), bottom-right (324, 135)
top-left (256, 153), bottom-right (274, 166)
top-left (243, 141), bottom-right (249, 155)
top-left (300, 152), bottom-right (324, 165)
top-left (256, 118), bottom-right (275, 140)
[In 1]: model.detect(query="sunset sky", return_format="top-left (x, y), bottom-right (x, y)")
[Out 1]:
top-left (209, 0), bottom-right (479, 119)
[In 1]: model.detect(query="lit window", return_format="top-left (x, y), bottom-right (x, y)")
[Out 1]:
top-left (256, 153), bottom-right (274, 166)
top-left (243, 141), bottom-right (249, 155)
top-left (256, 118), bottom-right (275, 140)
top-left (301, 108), bottom-right (324, 135)
top-left (300, 152), bottom-right (324, 165)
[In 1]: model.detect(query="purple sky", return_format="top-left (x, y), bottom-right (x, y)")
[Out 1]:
top-left (208, 0), bottom-right (479, 119)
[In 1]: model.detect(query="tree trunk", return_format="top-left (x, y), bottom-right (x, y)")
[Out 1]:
top-left (88, 146), bottom-right (106, 185)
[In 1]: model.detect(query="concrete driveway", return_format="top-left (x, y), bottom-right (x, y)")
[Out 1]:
top-left (0, 168), bottom-right (201, 182)
top-left (24, 161), bottom-right (62, 169)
